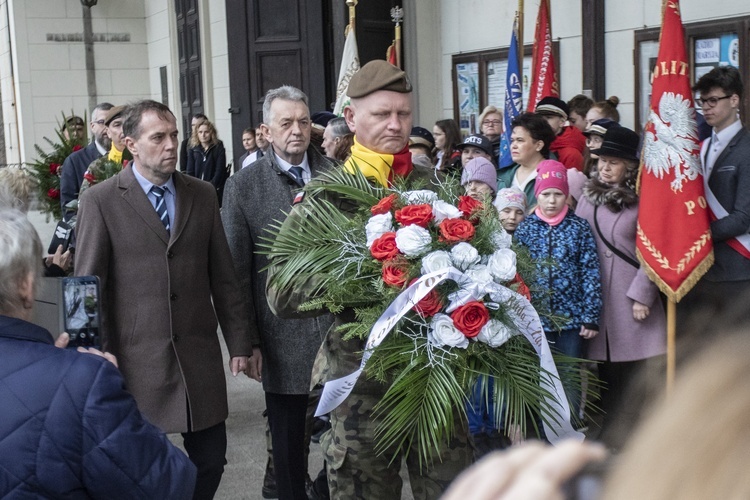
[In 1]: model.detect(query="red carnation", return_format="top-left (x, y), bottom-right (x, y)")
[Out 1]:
top-left (451, 301), bottom-right (490, 338)
top-left (83, 171), bottom-right (96, 183)
top-left (509, 273), bottom-right (532, 301)
top-left (47, 188), bottom-right (60, 200)
top-left (458, 195), bottom-right (483, 218)
top-left (370, 232), bottom-right (400, 261)
top-left (438, 218), bottom-right (475, 243)
top-left (72, 145), bottom-right (83, 152)
top-left (395, 204), bottom-right (433, 228)
top-left (371, 194), bottom-right (398, 215)
top-left (382, 259), bottom-right (409, 288)
top-left (49, 162), bottom-right (61, 175)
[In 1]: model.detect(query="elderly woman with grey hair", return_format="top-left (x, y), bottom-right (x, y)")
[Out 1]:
top-left (0, 207), bottom-right (197, 498)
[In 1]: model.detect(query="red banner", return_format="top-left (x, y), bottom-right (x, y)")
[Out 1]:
top-left (526, 0), bottom-right (559, 111)
top-left (636, 0), bottom-right (713, 302)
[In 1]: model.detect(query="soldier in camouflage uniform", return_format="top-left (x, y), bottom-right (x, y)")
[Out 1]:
top-left (267, 61), bottom-right (473, 500)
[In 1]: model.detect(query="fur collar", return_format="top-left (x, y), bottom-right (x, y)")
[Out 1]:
top-left (583, 175), bottom-right (638, 212)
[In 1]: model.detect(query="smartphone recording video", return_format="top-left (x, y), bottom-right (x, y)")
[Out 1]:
top-left (61, 276), bottom-right (101, 349)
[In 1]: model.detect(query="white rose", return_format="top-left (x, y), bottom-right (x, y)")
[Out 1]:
top-left (450, 242), bottom-right (480, 271)
top-left (487, 248), bottom-right (517, 282)
top-left (428, 313), bottom-right (469, 349)
top-left (403, 190), bottom-right (438, 204)
top-left (421, 250), bottom-right (453, 274)
top-left (464, 264), bottom-right (493, 286)
top-left (366, 213), bottom-right (394, 248)
top-left (431, 200), bottom-right (462, 223)
top-left (476, 319), bottom-right (514, 347)
top-left (492, 228), bottom-right (513, 250)
top-left (395, 225), bottom-right (432, 257)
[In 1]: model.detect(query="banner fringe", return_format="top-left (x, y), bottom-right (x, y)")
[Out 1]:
top-left (636, 248), bottom-right (714, 303)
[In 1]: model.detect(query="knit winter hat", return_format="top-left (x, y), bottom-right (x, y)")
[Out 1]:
top-left (461, 157), bottom-right (497, 194)
top-left (494, 187), bottom-right (527, 212)
top-left (534, 159), bottom-right (569, 197)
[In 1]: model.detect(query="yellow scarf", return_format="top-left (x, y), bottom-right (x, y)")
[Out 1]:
top-left (343, 137), bottom-right (413, 188)
top-left (108, 144), bottom-right (123, 164)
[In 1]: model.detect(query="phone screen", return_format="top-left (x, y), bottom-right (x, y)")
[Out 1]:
top-left (61, 276), bottom-right (101, 349)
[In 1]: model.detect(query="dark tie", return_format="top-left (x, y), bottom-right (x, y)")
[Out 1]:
top-left (257, 149), bottom-right (264, 158)
top-left (151, 185), bottom-right (170, 232)
top-left (289, 165), bottom-right (305, 187)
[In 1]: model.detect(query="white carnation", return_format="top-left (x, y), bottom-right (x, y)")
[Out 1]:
top-left (487, 248), bottom-right (517, 282)
top-left (464, 264), bottom-right (493, 286)
top-left (428, 313), bottom-right (469, 349)
top-left (431, 200), bottom-right (462, 222)
top-left (395, 225), bottom-right (432, 257)
top-left (450, 242), bottom-right (480, 271)
top-left (365, 213), bottom-right (394, 248)
top-left (403, 190), bottom-right (438, 204)
top-left (476, 319), bottom-right (514, 347)
top-left (491, 228), bottom-right (513, 250)
top-left (421, 250), bottom-right (453, 274)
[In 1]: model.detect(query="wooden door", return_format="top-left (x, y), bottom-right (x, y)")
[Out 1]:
top-left (175, 0), bottom-right (204, 139)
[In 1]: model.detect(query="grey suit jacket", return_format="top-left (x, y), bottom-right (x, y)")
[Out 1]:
top-left (222, 146), bottom-right (335, 394)
top-left (74, 165), bottom-right (253, 432)
top-left (706, 126), bottom-right (750, 281)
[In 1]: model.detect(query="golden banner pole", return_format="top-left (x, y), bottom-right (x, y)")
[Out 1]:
top-left (390, 7), bottom-right (404, 69)
top-left (345, 0), bottom-right (357, 35)
top-left (518, 0), bottom-right (524, 64)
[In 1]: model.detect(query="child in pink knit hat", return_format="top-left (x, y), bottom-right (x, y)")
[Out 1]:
top-left (493, 187), bottom-right (527, 234)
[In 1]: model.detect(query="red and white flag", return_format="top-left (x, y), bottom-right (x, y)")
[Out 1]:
top-left (526, 0), bottom-right (559, 111)
top-left (637, 0), bottom-right (713, 301)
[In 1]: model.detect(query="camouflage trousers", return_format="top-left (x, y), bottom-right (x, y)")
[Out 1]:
top-left (320, 392), bottom-right (473, 500)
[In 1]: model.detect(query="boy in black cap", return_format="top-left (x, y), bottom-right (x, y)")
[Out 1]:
top-left (535, 96), bottom-right (586, 171)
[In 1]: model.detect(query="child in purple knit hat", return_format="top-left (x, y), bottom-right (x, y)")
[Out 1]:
top-left (461, 157), bottom-right (497, 202)
top-left (493, 187), bottom-right (527, 234)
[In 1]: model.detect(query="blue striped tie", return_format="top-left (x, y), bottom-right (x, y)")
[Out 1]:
top-left (289, 165), bottom-right (305, 187)
top-left (150, 185), bottom-right (170, 232)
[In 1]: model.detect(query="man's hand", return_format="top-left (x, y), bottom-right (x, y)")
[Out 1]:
top-left (245, 347), bottom-right (263, 382)
top-left (229, 356), bottom-right (248, 377)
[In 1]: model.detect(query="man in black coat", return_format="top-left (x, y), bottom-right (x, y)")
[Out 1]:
top-left (60, 102), bottom-right (113, 220)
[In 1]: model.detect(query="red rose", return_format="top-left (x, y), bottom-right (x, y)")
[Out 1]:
top-left (83, 171), bottom-right (96, 183)
top-left (394, 204), bottom-right (433, 228)
top-left (47, 188), bottom-right (60, 200)
top-left (382, 259), bottom-right (409, 287)
top-left (370, 232), bottom-right (400, 261)
top-left (413, 289), bottom-right (443, 317)
top-left (72, 145), bottom-right (82, 152)
top-left (451, 301), bottom-right (490, 338)
top-left (49, 162), bottom-right (61, 175)
top-left (371, 194), bottom-right (398, 215)
top-left (438, 218), bottom-right (475, 243)
top-left (458, 195), bottom-right (483, 218)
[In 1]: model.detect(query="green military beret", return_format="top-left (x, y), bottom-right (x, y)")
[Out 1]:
top-left (104, 105), bottom-right (126, 126)
top-left (347, 60), bottom-right (412, 98)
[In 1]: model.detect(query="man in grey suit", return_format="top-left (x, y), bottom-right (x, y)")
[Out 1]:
top-left (222, 86), bottom-right (333, 500)
top-left (684, 66), bottom-right (750, 331)
top-left (75, 100), bottom-right (256, 500)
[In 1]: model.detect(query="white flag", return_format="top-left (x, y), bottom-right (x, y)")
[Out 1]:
top-left (333, 29), bottom-right (360, 116)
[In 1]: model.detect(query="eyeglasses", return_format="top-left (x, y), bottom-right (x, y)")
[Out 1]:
top-left (482, 119), bottom-right (502, 126)
top-left (696, 95), bottom-right (732, 108)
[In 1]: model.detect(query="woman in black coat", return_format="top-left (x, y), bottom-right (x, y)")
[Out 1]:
top-left (186, 118), bottom-right (228, 204)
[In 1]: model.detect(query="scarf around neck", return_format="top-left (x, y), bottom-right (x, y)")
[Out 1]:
top-left (535, 204), bottom-right (569, 226)
top-left (108, 144), bottom-right (123, 163)
top-left (343, 137), bottom-right (413, 187)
